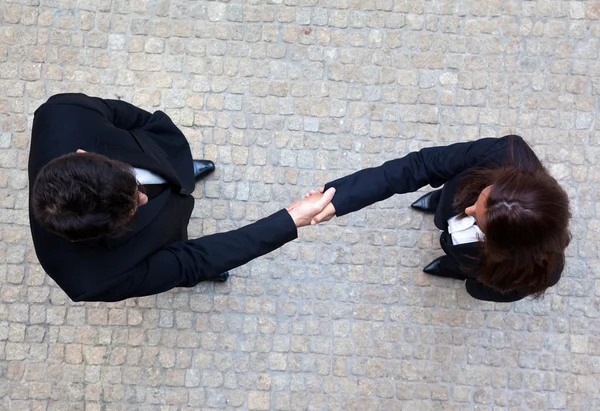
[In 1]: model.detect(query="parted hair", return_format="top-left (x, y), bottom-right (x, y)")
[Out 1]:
top-left (31, 152), bottom-right (139, 242)
top-left (454, 137), bottom-right (571, 297)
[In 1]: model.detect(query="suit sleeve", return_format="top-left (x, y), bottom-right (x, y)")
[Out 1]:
top-left (124, 209), bottom-right (298, 299)
top-left (324, 137), bottom-right (509, 217)
top-left (464, 279), bottom-right (525, 303)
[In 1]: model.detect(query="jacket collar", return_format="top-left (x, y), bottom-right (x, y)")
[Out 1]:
top-left (97, 134), bottom-right (182, 189)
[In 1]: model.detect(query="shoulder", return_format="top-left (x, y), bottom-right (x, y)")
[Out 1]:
top-left (503, 134), bottom-right (535, 155)
top-left (487, 135), bottom-right (541, 170)
top-left (496, 134), bottom-right (529, 152)
top-left (35, 93), bottom-right (109, 119)
top-left (32, 94), bottom-right (111, 139)
top-left (36, 93), bottom-right (86, 111)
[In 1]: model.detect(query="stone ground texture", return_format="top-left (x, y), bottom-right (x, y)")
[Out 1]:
top-left (1, 0), bottom-right (600, 410)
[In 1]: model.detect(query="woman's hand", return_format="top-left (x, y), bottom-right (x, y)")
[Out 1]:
top-left (301, 187), bottom-right (336, 225)
top-left (286, 187), bottom-right (336, 227)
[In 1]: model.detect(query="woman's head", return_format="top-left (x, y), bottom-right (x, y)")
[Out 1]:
top-left (455, 166), bottom-right (571, 296)
top-left (31, 152), bottom-right (145, 242)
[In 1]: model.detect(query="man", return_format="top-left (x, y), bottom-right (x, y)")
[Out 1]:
top-left (29, 93), bottom-right (334, 302)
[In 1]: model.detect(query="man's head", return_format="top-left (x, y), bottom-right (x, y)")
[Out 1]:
top-left (31, 152), bottom-right (143, 242)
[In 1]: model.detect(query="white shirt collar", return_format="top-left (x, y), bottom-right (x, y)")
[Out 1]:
top-left (447, 215), bottom-right (485, 245)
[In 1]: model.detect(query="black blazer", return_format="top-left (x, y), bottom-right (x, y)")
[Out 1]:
top-left (28, 93), bottom-right (298, 302)
top-left (324, 136), bottom-right (563, 303)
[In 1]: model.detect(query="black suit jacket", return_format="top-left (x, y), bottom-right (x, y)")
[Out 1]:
top-left (28, 93), bottom-right (298, 302)
top-left (325, 135), bottom-right (563, 303)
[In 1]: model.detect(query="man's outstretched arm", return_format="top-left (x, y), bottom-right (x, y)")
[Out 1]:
top-left (76, 188), bottom-right (336, 301)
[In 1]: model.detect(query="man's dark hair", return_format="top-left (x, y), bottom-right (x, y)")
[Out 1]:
top-left (31, 152), bottom-right (139, 242)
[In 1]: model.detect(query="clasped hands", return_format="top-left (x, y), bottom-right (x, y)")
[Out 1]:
top-left (286, 187), bottom-right (337, 228)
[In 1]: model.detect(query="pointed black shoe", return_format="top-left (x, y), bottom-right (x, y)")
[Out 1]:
top-left (423, 257), bottom-right (442, 275)
top-left (411, 191), bottom-right (438, 213)
top-left (423, 257), bottom-right (467, 280)
top-left (193, 160), bottom-right (215, 181)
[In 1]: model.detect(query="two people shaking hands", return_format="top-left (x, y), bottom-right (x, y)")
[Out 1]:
top-left (29, 94), bottom-right (571, 304)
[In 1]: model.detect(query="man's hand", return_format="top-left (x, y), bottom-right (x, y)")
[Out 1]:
top-left (286, 187), bottom-right (336, 228)
top-left (302, 187), bottom-right (336, 225)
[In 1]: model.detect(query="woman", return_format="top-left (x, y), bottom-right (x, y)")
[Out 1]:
top-left (309, 135), bottom-right (571, 302)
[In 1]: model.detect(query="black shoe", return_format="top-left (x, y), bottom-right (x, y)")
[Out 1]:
top-left (411, 191), bottom-right (439, 213)
top-left (423, 257), bottom-right (466, 280)
top-left (212, 272), bottom-right (229, 283)
top-left (193, 160), bottom-right (215, 181)
top-left (423, 257), bottom-right (442, 275)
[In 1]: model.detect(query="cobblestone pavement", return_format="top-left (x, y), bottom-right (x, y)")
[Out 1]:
top-left (1, 0), bottom-right (599, 410)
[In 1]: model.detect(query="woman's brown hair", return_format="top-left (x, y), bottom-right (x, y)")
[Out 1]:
top-left (453, 137), bottom-right (571, 297)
